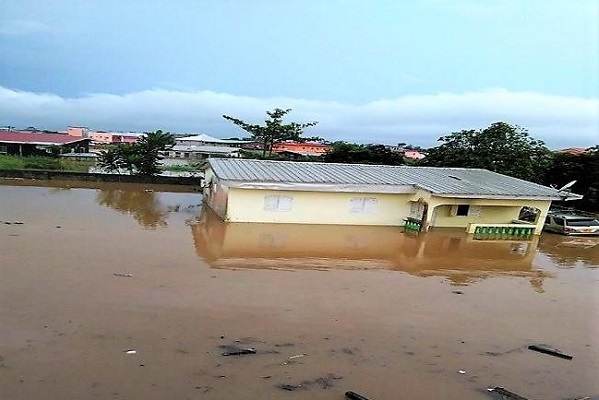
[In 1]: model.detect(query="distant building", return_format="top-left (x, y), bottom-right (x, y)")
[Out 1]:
top-left (384, 143), bottom-right (425, 160)
top-left (66, 127), bottom-right (144, 145)
top-left (89, 131), bottom-right (145, 144)
top-left (166, 134), bottom-right (251, 160)
top-left (67, 126), bottom-right (90, 137)
top-left (0, 131), bottom-right (90, 156)
top-left (403, 150), bottom-right (425, 160)
top-left (272, 141), bottom-right (331, 156)
top-left (555, 147), bottom-right (592, 156)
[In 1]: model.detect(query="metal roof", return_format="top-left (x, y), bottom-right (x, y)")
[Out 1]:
top-left (206, 158), bottom-right (574, 200)
top-left (176, 134), bottom-right (250, 144)
top-left (171, 144), bottom-right (240, 154)
top-left (0, 131), bottom-right (90, 145)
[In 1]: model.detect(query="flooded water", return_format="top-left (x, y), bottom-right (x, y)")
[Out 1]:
top-left (1, 180), bottom-right (598, 400)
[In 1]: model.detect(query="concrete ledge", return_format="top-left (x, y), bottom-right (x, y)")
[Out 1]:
top-left (0, 169), bottom-right (201, 186)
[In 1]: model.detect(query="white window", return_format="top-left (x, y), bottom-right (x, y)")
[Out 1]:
top-left (264, 195), bottom-right (293, 212)
top-left (349, 197), bottom-right (378, 213)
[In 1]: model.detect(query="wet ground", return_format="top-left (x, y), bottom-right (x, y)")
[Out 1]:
top-left (1, 180), bottom-right (598, 400)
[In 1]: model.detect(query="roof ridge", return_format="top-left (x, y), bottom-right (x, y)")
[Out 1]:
top-left (210, 157), bottom-right (491, 172)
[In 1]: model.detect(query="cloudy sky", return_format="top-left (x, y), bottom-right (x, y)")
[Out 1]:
top-left (1, 0), bottom-right (597, 148)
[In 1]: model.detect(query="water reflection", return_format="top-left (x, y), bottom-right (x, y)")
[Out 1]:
top-left (96, 188), bottom-right (168, 228)
top-left (537, 234), bottom-right (599, 268)
top-left (95, 187), bottom-right (201, 229)
top-left (191, 208), bottom-right (549, 289)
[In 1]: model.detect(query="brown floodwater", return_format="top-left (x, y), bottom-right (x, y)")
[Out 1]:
top-left (1, 180), bottom-right (598, 400)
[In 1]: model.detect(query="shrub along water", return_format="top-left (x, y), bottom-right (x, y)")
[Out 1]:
top-left (0, 155), bottom-right (90, 172)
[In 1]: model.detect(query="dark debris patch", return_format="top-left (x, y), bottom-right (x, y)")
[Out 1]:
top-left (275, 373), bottom-right (343, 391)
top-left (219, 344), bottom-right (257, 356)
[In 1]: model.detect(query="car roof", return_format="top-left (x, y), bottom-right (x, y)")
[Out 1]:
top-left (551, 213), bottom-right (596, 220)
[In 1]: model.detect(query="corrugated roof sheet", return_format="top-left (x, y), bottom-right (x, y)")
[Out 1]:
top-left (0, 131), bottom-right (90, 145)
top-left (207, 158), bottom-right (566, 199)
top-left (177, 134), bottom-right (250, 144)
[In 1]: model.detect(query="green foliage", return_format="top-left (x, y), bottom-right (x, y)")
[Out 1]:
top-left (422, 122), bottom-right (553, 182)
top-left (324, 142), bottom-right (405, 165)
top-left (0, 155), bottom-right (89, 171)
top-left (543, 146), bottom-right (599, 211)
top-left (98, 130), bottom-right (175, 176)
top-left (98, 147), bottom-right (126, 173)
top-left (135, 130), bottom-right (175, 175)
top-left (223, 108), bottom-right (320, 156)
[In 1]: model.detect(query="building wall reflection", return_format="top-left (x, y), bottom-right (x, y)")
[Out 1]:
top-left (191, 207), bottom-right (550, 290)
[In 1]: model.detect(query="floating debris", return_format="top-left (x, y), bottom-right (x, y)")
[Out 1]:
top-left (221, 347), bottom-right (256, 356)
top-left (277, 383), bottom-right (302, 391)
top-left (487, 386), bottom-right (530, 400)
top-left (124, 349), bottom-right (137, 355)
top-left (288, 353), bottom-right (306, 360)
top-left (528, 344), bottom-right (573, 360)
top-left (276, 373), bottom-right (342, 392)
top-left (113, 273), bottom-right (133, 278)
top-left (345, 391), bottom-right (373, 400)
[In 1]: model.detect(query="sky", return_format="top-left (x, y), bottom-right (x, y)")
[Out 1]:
top-left (0, 0), bottom-right (597, 149)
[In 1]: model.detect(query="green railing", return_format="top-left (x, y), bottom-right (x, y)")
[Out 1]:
top-left (403, 218), bottom-right (422, 232)
top-left (469, 223), bottom-right (535, 240)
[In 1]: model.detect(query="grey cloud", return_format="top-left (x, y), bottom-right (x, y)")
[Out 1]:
top-left (0, 86), bottom-right (596, 149)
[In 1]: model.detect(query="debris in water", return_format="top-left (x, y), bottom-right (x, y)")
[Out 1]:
top-left (221, 347), bottom-right (256, 356)
top-left (113, 273), bottom-right (133, 278)
top-left (458, 370), bottom-right (466, 374)
top-left (345, 391), bottom-right (372, 400)
top-left (124, 350), bottom-right (137, 354)
top-left (528, 344), bottom-right (573, 360)
top-left (487, 386), bottom-right (530, 400)
top-left (276, 374), bottom-right (342, 391)
top-left (452, 290), bottom-right (464, 294)
top-left (288, 353), bottom-right (306, 360)
top-left (277, 383), bottom-right (302, 391)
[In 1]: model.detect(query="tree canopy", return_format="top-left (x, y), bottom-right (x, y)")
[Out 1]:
top-left (98, 130), bottom-right (175, 176)
top-left (422, 122), bottom-right (553, 182)
top-left (223, 108), bottom-right (319, 156)
top-left (324, 142), bottom-right (405, 165)
top-left (543, 146), bottom-right (599, 211)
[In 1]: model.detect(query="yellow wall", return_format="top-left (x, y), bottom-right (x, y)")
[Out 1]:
top-left (226, 188), bottom-right (412, 225)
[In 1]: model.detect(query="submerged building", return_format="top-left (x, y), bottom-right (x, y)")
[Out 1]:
top-left (201, 158), bottom-right (581, 234)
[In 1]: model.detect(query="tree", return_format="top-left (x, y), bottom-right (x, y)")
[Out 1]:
top-left (223, 108), bottom-right (319, 156)
top-left (543, 146), bottom-right (599, 211)
top-left (133, 130), bottom-right (175, 176)
top-left (98, 147), bottom-right (126, 173)
top-left (422, 122), bottom-right (553, 182)
top-left (97, 130), bottom-right (175, 176)
top-left (324, 142), bottom-right (405, 165)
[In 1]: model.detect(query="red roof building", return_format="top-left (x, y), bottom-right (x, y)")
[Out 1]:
top-left (0, 131), bottom-right (90, 156)
top-left (272, 141), bottom-right (331, 156)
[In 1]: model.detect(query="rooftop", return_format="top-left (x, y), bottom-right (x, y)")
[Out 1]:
top-left (206, 158), bottom-right (578, 200)
top-left (0, 131), bottom-right (91, 145)
top-left (177, 134), bottom-right (251, 144)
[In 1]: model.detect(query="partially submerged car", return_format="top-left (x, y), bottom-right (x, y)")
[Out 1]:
top-left (544, 213), bottom-right (599, 236)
